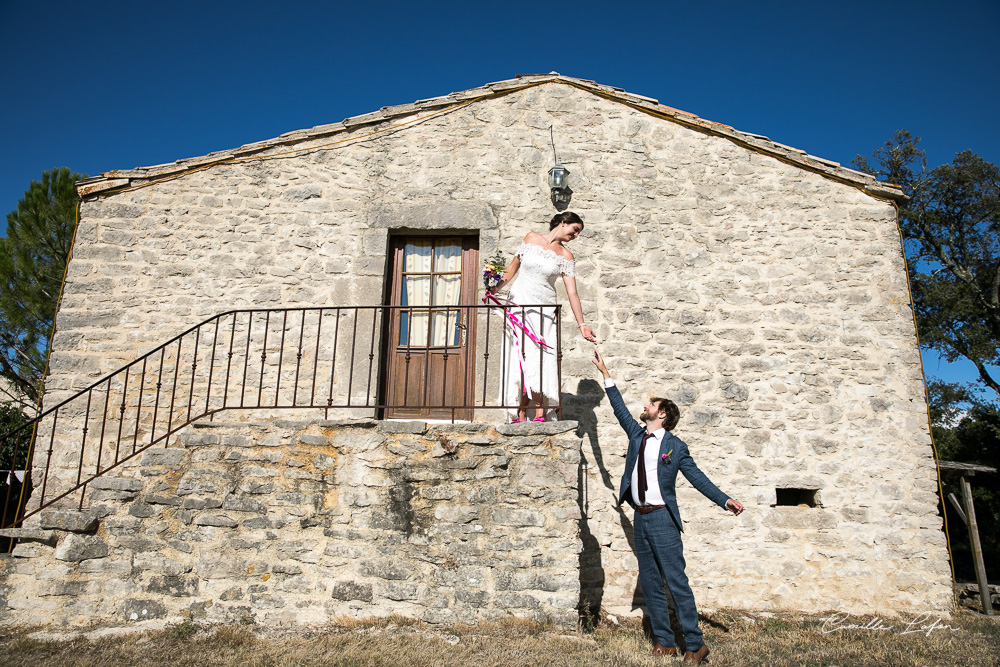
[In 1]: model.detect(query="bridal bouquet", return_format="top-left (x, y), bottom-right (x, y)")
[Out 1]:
top-left (482, 251), bottom-right (506, 290)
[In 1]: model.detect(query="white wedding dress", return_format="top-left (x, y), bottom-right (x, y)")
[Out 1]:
top-left (501, 242), bottom-right (575, 420)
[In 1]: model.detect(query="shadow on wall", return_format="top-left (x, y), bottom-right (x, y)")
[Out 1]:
top-left (562, 378), bottom-right (643, 619)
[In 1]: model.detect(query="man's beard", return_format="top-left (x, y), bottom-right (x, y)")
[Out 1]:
top-left (640, 408), bottom-right (651, 422)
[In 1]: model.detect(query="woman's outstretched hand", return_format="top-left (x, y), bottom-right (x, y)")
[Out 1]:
top-left (580, 324), bottom-right (596, 343)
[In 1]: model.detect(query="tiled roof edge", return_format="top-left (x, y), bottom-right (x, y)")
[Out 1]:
top-left (76, 74), bottom-right (905, 203)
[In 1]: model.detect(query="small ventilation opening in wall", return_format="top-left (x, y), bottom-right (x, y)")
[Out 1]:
top-left (775, 488), bottom-right (818, 508)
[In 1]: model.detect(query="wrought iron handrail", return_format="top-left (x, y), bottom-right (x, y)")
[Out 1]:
top-left (0, 304), bottom-right (563, 530)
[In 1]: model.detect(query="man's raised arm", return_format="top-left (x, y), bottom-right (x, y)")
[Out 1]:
top-left (592, 349), bottom-right (643, 438)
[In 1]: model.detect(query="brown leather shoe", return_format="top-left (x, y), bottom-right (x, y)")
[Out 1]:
top-left (652, 642), bottom-right (677, 656)
top-left (682, 644), bottom-right (709, 664)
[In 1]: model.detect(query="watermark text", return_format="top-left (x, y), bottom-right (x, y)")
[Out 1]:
top-left (821, 611), bottom-right (959, 637)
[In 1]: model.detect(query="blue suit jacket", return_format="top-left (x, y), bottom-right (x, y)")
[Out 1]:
top-left (607, 383), bottom-right (730, 532)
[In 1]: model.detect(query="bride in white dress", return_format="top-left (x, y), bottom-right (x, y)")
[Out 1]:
top-left (492, 212), bottom-right (597, 422)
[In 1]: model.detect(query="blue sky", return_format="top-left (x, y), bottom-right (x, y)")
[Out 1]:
top-left (2, 0), bottom-right (998, 394)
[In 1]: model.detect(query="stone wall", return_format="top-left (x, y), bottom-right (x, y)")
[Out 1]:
top-left (1, 420), bottom-right (582, 627)
top-left (32, 78), bottom-right (952, 617)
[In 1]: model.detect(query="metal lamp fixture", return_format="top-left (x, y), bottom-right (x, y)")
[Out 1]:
top-left (547, 126), bottom-right (572, 211)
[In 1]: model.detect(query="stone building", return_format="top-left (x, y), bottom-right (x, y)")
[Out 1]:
top-left (0, 74), bottom-right (952, 627)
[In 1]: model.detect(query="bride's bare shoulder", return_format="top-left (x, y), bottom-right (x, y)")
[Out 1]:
top-left (522, 232), bottom-right (545, 245)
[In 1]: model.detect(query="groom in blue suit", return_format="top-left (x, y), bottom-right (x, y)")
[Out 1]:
top-left (593, 350), bottom-right (743, 664)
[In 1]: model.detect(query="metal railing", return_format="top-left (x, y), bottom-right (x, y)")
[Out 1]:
top-left (0, 304), bottom-right (562, 529)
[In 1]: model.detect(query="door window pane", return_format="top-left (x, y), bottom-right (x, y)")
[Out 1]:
top-left (430, 310), bottom-right (460, 346)
top-left (433, 240), bottom-right (462, 272)
top-left (401, 275), bottom-right (431, 346)
top-left (433, 275), bottom-right (461, 305)
top-left (404, 241), bottom-right (432, 272)
top-left (399, 238), bottom-right (463, 347)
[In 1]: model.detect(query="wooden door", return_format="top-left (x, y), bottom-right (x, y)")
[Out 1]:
top-left (384, 236), bottom-right (478, 420)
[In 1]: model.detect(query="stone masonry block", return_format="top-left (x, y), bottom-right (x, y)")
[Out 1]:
top-left (179, 433), bottom-right (221, 447)
top-left (123, 599), bottom-right (168, 621)
top-left (496, 421), bottom-right (578, 437)
top-left (764, 507), bottom-right (838, 530)
top-left (332, 432), bottom-right (386, 452)
top-left (0, 528), bottom-right (57, 546)
top-left (221, 435), bottom-right (253, 447)
top-left (194, 514), bottom-right (238, 527)
top-left (10, 542), bottom-right (41, 558)
top-left (359, 560), bottom-right (412, 581)
top-left (182, 497), bottom-right (223, 510)
top-left (492, 508), bottom-right (545, 527)
top-left (146, 494), bottom-right (182, 506)
top-left (39, 509), bottom-right (99, 533)
top-left (434, 505), bottom-right (479, 523)
top-left (141, 448), bottom-right (187, 468)
top-left (38, 580), bottom-right (102, 597)
top-left (314, 452), bottom-right (337, 470)
top-left (89, 476), bottom-right (143, 492)
top-left (494, 592), bottom-right (541, 609)
top-left (378, 421), bottom-right (427, 435)
top-left (517, 462), bottom-right (575, 489)
top-left (222, 495), bottom-right (266, 513)
top-left (298, 434), bottom-right (330, 446)
top-left (146, 575), bottom-right (199, 597)
top-left (378, 582), bottom-right (419, 601)
top-left (330, 581), bottom-right (373, 602)
top-left (54, 534), bottom-right (110, 562)
top-left (177, 470), bottom-right (235, 495)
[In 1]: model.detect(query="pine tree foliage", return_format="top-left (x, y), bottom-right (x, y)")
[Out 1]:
top-left (0, 402), bottom-right (30, 471)
top-left (0, 167), bottom-right (84, 406)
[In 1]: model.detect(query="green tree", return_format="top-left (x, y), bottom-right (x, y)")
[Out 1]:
top-left (0, 402), bottom-right (30, 473)
top-left (854, 131), bottom-right (1000, 404)
top-left (0, 167), bottom-right (84, 406)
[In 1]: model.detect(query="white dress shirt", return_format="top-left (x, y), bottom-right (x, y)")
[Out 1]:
top-left (604, 378), bottom-right (666, 507)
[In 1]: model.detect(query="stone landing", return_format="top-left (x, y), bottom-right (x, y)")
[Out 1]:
top-left (0, 419), bottom-right (582, 628)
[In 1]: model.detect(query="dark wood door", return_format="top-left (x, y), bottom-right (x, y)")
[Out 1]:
top-left (384, 236), bottom-right (478, 420)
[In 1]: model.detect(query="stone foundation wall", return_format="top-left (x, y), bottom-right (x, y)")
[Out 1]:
top-left (0, 420), bottom-right (582, 628)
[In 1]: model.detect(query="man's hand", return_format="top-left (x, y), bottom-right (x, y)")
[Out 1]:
top-left (726, 499), bottom-right (744, 516)
top-left (592, 349), bottom-right (610, 379)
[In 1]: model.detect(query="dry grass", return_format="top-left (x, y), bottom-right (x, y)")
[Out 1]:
top-left (1, 609), bottom-right (998, 666)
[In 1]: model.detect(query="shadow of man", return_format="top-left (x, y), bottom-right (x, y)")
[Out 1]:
top-left (563, 378), bottom-right (644, 620)
top-left (563, 378), bottom-right (684, 645)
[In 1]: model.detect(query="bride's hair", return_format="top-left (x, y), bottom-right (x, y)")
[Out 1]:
top-left (549, 211), bottom-right (584, 231)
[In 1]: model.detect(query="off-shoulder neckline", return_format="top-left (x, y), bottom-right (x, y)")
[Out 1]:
top-left (518, 241), bottom-right (575, 263)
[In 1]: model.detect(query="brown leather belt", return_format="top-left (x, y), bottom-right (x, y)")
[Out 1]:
top-left (636, 504), bottom-right (666, 515)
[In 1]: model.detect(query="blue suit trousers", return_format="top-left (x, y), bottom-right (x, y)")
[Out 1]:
top-left (634, 508), bottom-right (703, 650)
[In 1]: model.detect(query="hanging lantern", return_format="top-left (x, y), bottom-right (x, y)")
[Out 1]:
top-left (547, 127), bottom-right (573, 211)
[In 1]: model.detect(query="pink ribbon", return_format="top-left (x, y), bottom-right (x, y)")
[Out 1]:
top-left (482, 292), bottom-right (552, 397)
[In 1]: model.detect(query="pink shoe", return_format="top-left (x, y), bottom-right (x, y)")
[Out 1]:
top-left (532, 416), bottom-right (546, 422)
top-left (512, 418), bottom-right (525, 423)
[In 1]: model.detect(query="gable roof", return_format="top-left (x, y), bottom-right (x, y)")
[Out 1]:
top-left (77, 73), bottom-right (905, 202)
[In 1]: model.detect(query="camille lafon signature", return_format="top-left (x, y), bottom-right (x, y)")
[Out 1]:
top-left (820, 611), bottom-right (959, 637)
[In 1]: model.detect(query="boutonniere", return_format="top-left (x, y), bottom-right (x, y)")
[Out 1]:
top-left (661, 449), bottom-right (673, 465)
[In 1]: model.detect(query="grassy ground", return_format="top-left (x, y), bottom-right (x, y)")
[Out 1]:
top-left (1, 609), bottom-right (998, 666)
